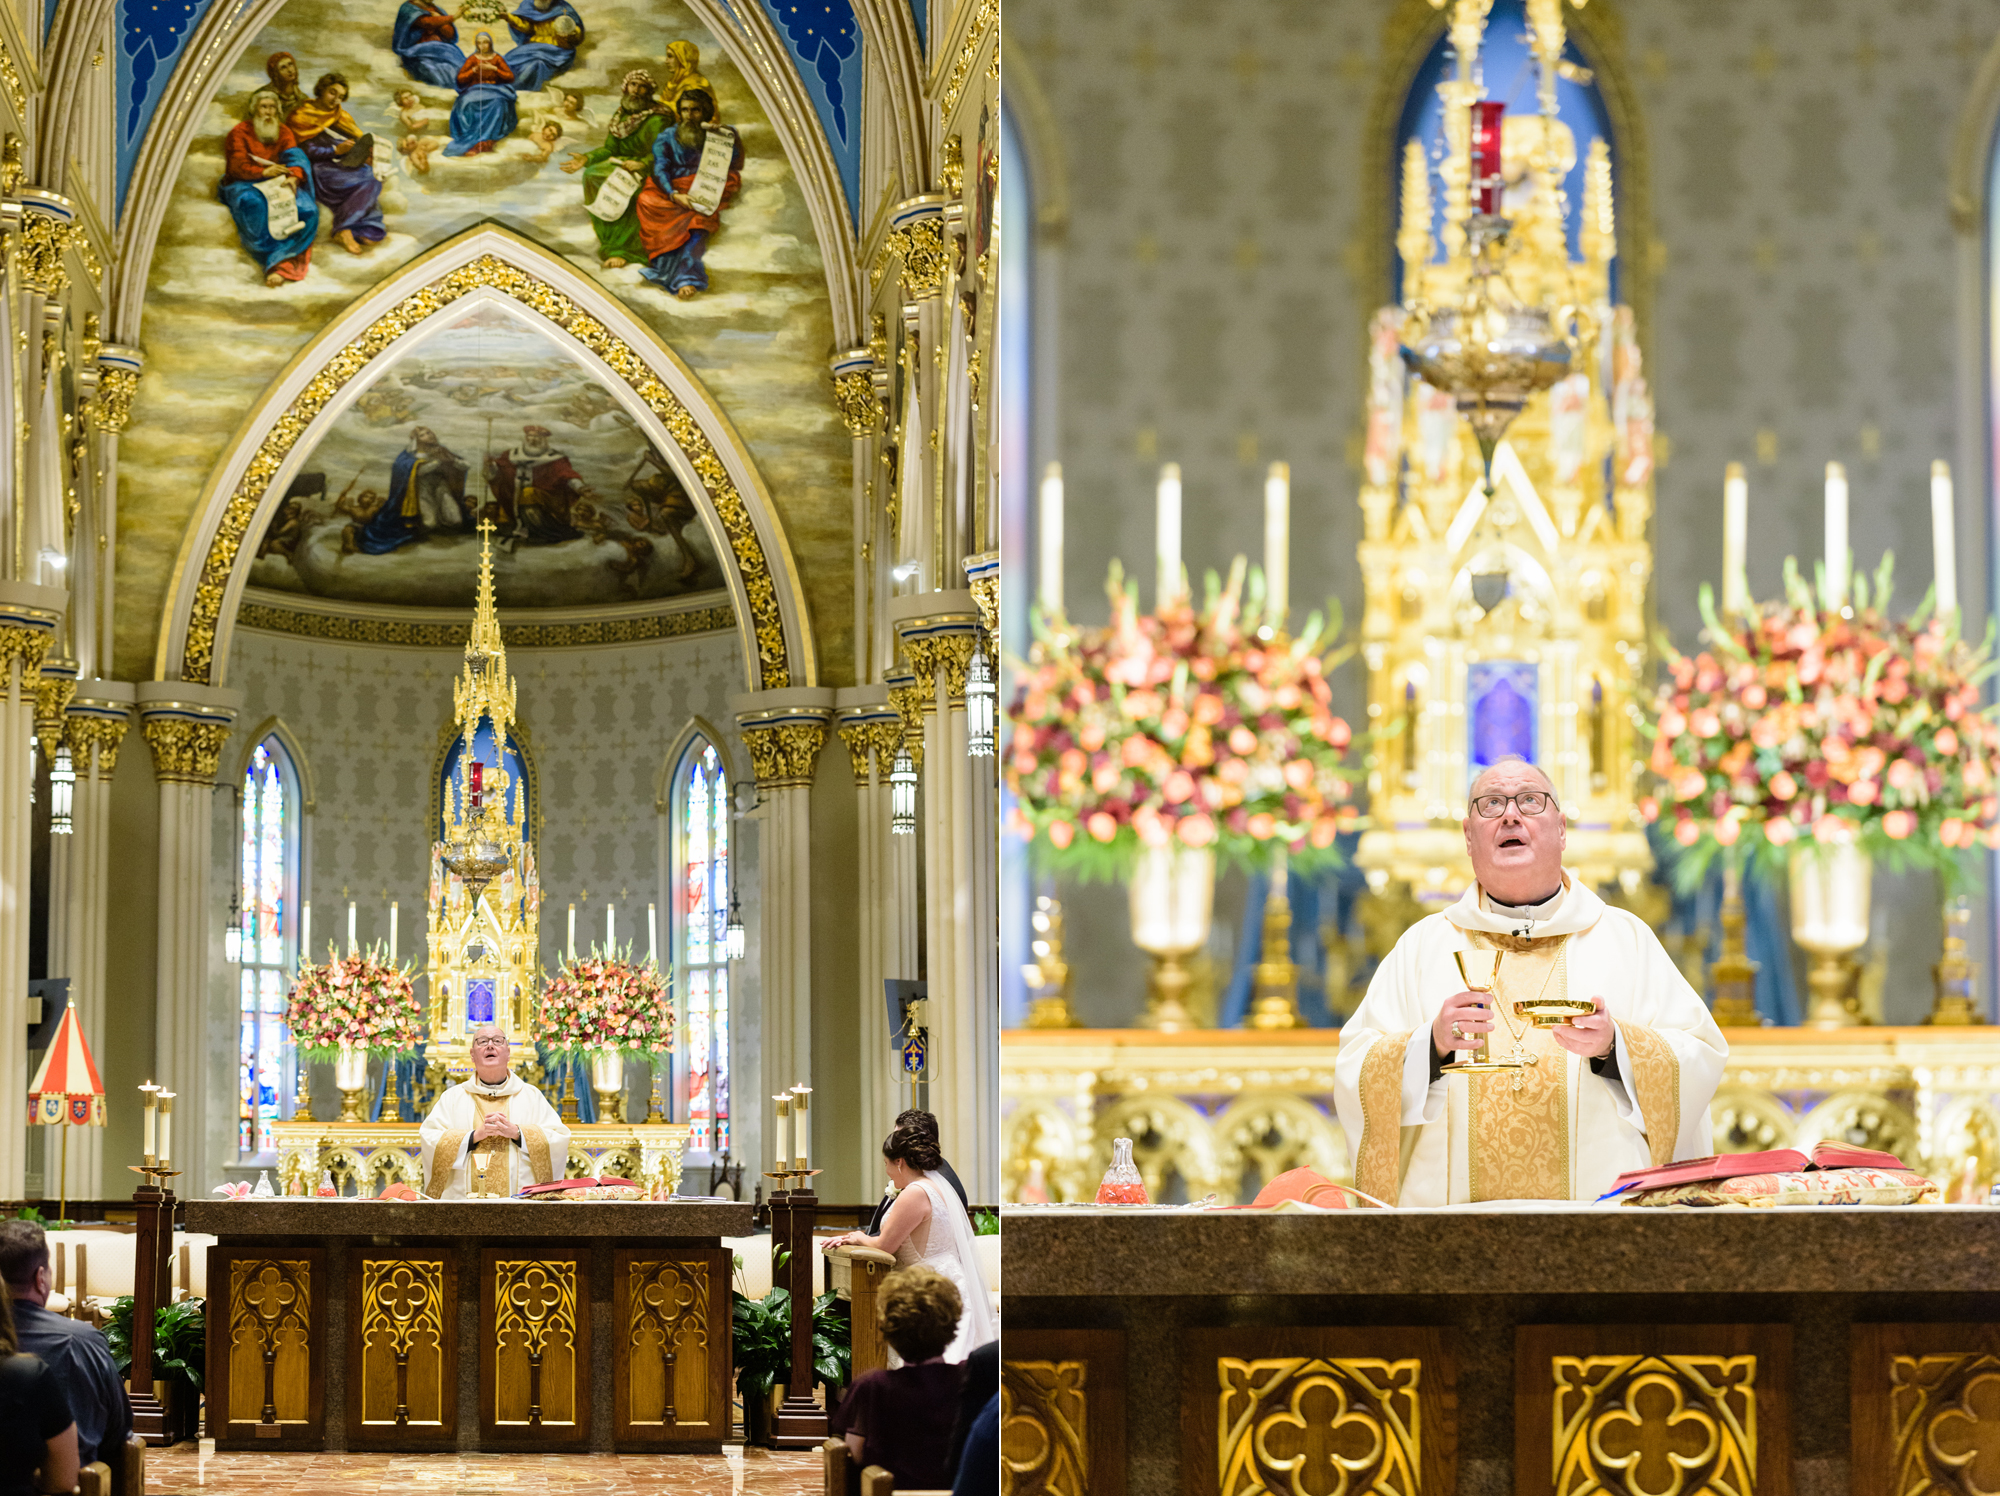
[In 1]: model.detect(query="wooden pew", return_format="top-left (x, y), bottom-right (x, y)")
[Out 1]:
top-left (824, 1245), bottom-right (897, 1380)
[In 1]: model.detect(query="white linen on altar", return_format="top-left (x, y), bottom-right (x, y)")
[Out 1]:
top-left (1332, 873), bottom-right (1726, 1207)
top-left (417, 1072), bottom-right (571, 1199)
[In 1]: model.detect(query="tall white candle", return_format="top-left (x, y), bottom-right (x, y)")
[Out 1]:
top-left (1156, 462), bottom-right (1183, 607)
top-left (389, 902), bottom-right (398, 963)
top-left (792, 1083), bottom-right (812, 1171)
top-left (1824, 460), bottom-right (1849, 610)
top-left (1722, 461), bottom-right (1748, 615)
top-left (301, 901), bottom-right (311, 964)
top-left (1264, 461), bottom-right (1290, 623)
top-left (141, 1082), bottom-right (157, 1160)
top-left (158, 1093), bottom-right (174, 1168)
top-left (567, 903), bottom-right (576, 959)
top-left (607, 902), bottom-right (615, 952)
top-left (773, 1095), bottom-right (792, 1177)
top-left (648, 902), bottom-right (657, 964)
top-left (1038, 462), bottom-right (1064, 614)
top-left (347, 901), bottom-right (357, 956)
top-left (1932, 459), bottom-right (1958, 619)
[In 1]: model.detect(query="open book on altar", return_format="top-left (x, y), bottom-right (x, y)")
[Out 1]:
top-left (1599, 1142), bottom-right (1908, 1199)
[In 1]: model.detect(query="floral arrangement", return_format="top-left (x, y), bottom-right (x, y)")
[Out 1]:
top-left (1005, 561), bottom-right (1360, 878)
top-left (539, 947), bottom-right (674, 1057)
top-left (284, 946), bottom-right (425, 1058)
top-left (1647, 557), bottom-right (2000, 888)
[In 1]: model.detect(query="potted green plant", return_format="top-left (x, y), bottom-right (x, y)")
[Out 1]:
top-left (106, 1295), bottom-right (205, 1443)
top-left (730, 1250), bottom-right (854, 1446)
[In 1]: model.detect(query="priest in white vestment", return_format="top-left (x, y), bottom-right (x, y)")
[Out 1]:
top-left (418, 1025), bottom-right (572, 1198)
top-left (1333, 756), bottom-right (1727, 1205)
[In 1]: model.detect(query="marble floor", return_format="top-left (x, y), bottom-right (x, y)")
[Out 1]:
top-left (144, 1442), bottom-right (822, 1496)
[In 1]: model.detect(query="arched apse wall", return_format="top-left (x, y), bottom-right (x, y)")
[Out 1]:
top-left (153, 227), bottom-right (817, 692)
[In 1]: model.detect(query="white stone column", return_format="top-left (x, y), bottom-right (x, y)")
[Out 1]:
top-left (0, 584), bottom-right (64, 1199)
top-left (138, 682), bottom-right (240, 1196)
top-left (732, 689), bottom-right (834, 1178)
top-left (831, 350), bottom-right (886, 681)
top-left (58, 684), bottom-right (131, 1199)
top-left (90, 347), bottom-right (141, 678)
top-left (836, 690), bottom-right (902, 1179)
top-left (891, 594), bottom-right (993, 1197)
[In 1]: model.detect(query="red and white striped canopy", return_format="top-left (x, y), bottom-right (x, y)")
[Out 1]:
top-left (28, 1005), bottom-right (104, 1127)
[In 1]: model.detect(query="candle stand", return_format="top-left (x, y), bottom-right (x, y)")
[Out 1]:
top-left (126, 1160), bottom-right (180, 1444)
top-left (765, 1168), bottom-right (828, 1448)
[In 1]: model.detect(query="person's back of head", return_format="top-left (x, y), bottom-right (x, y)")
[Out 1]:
top-left (0, 1223), bottom-right (44, 1309)
top-left (893, 1109), bottom-right (939, 1139)
top-left (879, 1264), bottom-right (961, 1364)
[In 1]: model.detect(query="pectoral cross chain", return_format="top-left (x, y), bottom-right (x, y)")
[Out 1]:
top-left (1507, 1044), bottom-right (1537, 1091)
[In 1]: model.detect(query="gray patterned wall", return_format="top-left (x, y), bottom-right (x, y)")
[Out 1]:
top-left (1012, 0), bottom-right (1999, 1022)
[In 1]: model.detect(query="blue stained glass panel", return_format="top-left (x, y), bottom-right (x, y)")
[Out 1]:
top-left (467, 980), bottom-right (496, 1024)
top-left (1467, 661), bottom-right (1539, 775)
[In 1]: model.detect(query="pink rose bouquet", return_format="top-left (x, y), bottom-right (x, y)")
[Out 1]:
top-left (1005, 560), bottom-right (1360, 877)
top-left (285, 945), bottom-right (424, 1058)
top-left (1647, 558), bottom-right (2000, 888)
top-left (539, 948), bottom-right (674, 1057)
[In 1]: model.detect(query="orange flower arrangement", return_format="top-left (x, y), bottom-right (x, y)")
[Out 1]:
top-left (1005, 562), bottom-right (1359, 876)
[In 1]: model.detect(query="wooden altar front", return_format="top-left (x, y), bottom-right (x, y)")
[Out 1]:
top-left (187, 1198), bottom-right (750, 1454)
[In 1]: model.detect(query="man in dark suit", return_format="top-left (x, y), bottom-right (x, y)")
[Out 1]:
top-left (865, 1110), bottom-right (968, 1234)
top-left (0, 1221), bottom-right (131, 1481)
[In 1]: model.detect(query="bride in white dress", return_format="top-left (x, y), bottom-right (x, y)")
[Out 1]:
top-left (820, 1122), bottom-right (995, 1362)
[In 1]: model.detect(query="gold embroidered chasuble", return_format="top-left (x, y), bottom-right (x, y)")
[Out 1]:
top-left (417, 1074), bottom-right (569, 1199)
top-left (1334, 873), bottom-right (1728, 1207)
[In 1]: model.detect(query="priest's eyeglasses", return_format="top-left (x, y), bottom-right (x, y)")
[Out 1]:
top-left (1471, 791), bottom-right (1554, 818)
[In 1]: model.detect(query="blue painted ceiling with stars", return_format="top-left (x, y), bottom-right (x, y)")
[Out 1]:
top-left (114, 0), bottom-right (867, 223)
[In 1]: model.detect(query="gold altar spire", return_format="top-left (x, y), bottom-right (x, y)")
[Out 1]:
top-left (453, 518), bottom-right (518, 746)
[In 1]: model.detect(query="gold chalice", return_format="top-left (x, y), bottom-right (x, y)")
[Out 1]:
top-left (1448, 948), bottom-right (1522, 1072)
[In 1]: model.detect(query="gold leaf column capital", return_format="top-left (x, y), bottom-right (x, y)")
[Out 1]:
top-left (734, 691), bottom-right (836, 790)
top-left (138, 685), bottom-right (240, 786)
top-left (831, 348), bottom-right (884, 437)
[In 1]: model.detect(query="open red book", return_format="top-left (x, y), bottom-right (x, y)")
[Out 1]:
top-left (1599, 1142), bottom-right (1906, 1199)
top-left (517, 1176), bottom-right (636, 1196)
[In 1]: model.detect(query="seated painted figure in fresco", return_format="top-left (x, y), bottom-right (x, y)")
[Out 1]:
top-left (487, 425), bottom-right (588, 547)
top-left (219, 88), bottom-right (319, 288)
top-left (392, 0), bottom-right (465, 90)
top-left (501, 0), bottom-right (585, 92)
top-left (285, 73), bottom-right (386, 254)
top-left (561, 69), bottom-right (667, 269)
top-left (636, 88), bottom-right (741, 299)
top-left (446, 33), bottom-right (518, 156)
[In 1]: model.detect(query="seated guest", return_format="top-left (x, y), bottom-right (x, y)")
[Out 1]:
top-left (820, 1123), bottom-right (995, 1361)
top-left (953, 1392), bottom-right (998, 1496)
top-left (864, 1110), bottom-right (967, 1234)
top-left (0, 1223), bottom-right (128, 1484)
top-left (0, 1283), bottom-right (76, 1496)
top-left (947, 1340), bottom-right (997, 1475)
top-left (830, 1266), bottom-right (966, 1491)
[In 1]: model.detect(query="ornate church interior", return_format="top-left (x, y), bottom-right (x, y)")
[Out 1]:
top-left (0, 0), bottom-right (999, 1485)
top-left (1000, 2), bottom-right (2000, 1493)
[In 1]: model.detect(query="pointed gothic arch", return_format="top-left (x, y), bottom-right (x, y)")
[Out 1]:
top-left (152, 224), bottom-right (816, 692)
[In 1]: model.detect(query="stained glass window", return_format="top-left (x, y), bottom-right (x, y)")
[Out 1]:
top-left (238, 738), bottom-right (297, 1157)
top-left (676, 742), bottom-right (731, 1156)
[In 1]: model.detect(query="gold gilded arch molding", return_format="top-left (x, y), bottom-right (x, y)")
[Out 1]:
top-left (157, 228), bottom-right (813, 692)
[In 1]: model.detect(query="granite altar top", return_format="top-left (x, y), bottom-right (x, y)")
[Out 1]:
top-left (1001, 1204), bottom-right (2000, 1297)
top-left (185, 1198), bottom-right (755, 1239)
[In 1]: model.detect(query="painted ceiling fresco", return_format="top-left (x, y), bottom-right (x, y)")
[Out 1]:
top-left (118, 0), bottom-right (849, 676)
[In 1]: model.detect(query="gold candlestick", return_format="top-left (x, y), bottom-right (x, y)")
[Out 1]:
top-left (1247, 858), bottom-right (1302, 1030)
top-left (1928, 894), bottom-right (1980, 1026)
top-left (1709, 862), bottom-right (1761, 1027)
top-left (643, 1058), bottom-right (667, 1124)
top-left (1022, 896), bottom-right (1080, 1029)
